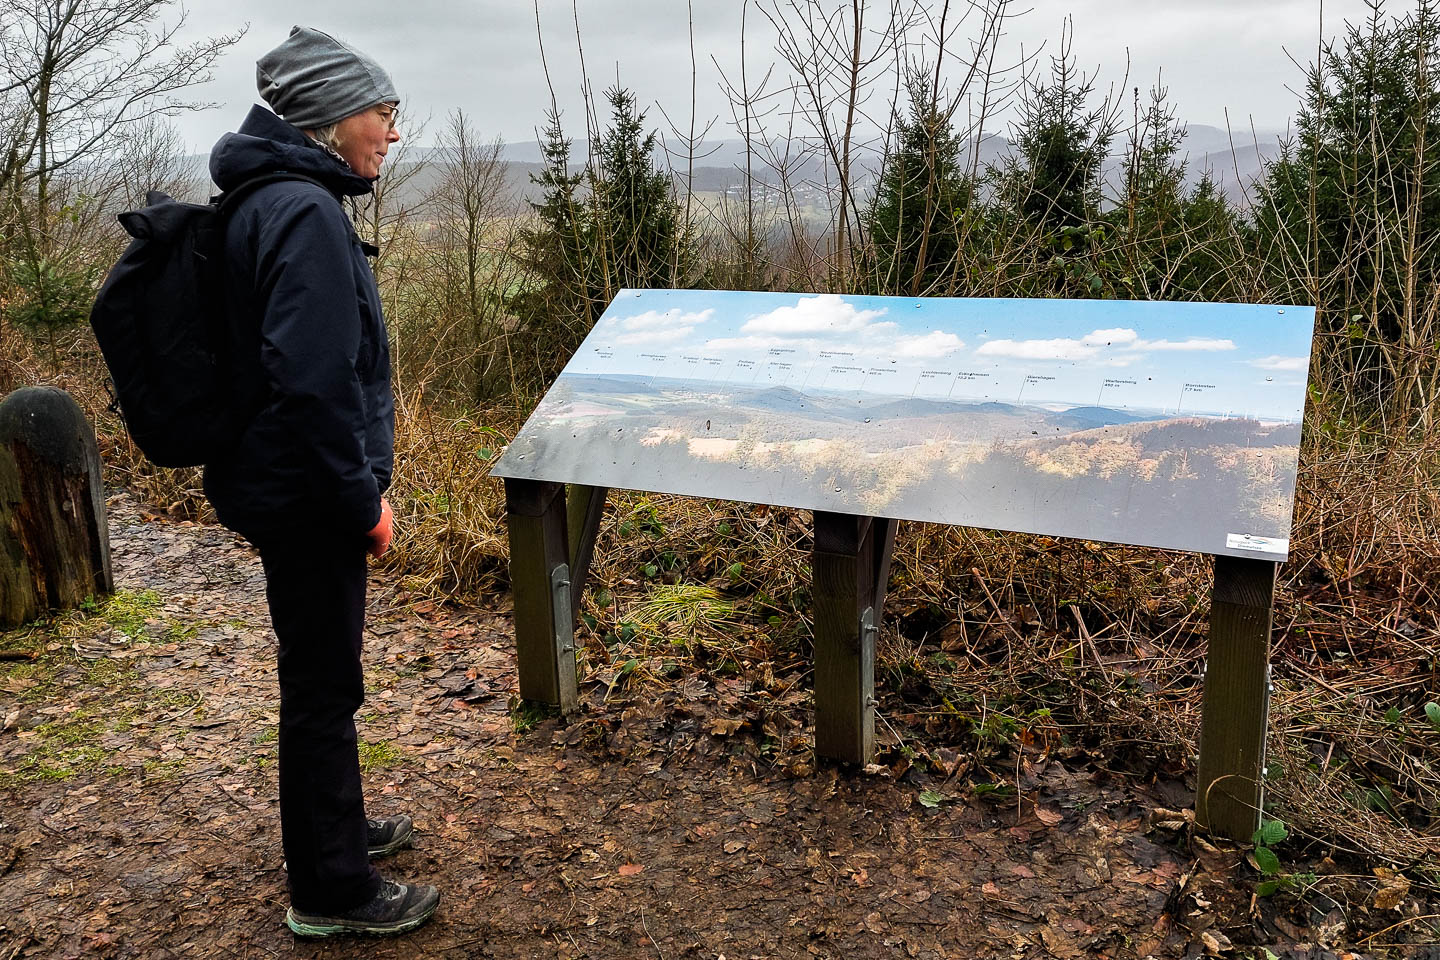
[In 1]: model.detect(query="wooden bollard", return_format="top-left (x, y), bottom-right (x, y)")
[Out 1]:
top-left (0, 386), bottom-right (113, 628)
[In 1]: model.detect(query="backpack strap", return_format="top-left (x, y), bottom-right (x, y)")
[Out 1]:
top-left (215, 172), bottom-right (380, 257)
top-left (215, 172), bottom-right (331, 216)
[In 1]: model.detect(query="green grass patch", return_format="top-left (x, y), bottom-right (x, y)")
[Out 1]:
top-left (509, 697), bottom-right (558, 734)
top-left (163, 623), bottom-right (199, 644)
top-left (2, 659), bottom-right (58, 702)
top-left (0, 717), bottom-right (115, 785)
top-left (33, 716), bottom-right (107, 746)
top-left (141, 757), bottom-right (187, 779)
top-left (357, 739), bottom-right (404, 773)
top-left (101, 589), bottom-right (164, 639)
top-left (0, 692), bottom-right (158, 787)
top-left (0, 745), bottom-right (109, 785)
top-left (150, 688), bottom-right (202, 712)
top-left (81, 656), bottom-right (141, 689)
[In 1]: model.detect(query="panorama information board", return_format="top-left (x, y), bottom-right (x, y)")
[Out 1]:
top-left (492, 290), bottom-right (1315, 560)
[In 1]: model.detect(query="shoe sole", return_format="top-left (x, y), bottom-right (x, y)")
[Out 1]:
top-left (285, 902), bottom-right (437, 938)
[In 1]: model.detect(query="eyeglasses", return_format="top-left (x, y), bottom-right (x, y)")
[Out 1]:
top-left (375, 104), bottom-right (399, 131)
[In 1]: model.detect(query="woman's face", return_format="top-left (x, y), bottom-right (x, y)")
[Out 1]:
top-left (333, 103), bottom-right (401, 180)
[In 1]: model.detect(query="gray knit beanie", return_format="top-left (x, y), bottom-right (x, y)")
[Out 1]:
top-left (256, 26), bottom-right (398, 130)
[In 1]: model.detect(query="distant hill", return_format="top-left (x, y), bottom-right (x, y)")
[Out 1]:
top-left (490, 125), bottom-right (1286, 208)
top-left (178, 122), bottom-right (1286, 221)
top-left (1051, 405), bottom-right (1155, 429)
top-left (564, 373), bottom-right (1182, 435)
top-left (1046, 415), bottom-right (1304, 452)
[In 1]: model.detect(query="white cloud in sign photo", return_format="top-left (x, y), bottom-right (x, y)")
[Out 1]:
top-left (976, 335), bottom-right (1106, 361)
top-left (1250, 355), bottom-right (1309, 371)
top-left (606, 307), bottom-right (714, 346)
top-left (741, 294), bottom-right (889, 337)
top-left (1137, 337), bottom-right (1236, 351)
top-left (977, 327), bottom-right (1235, 362)
top-left (1080, 328), bottom-right (1140, 347)
top-left (894, 331), bottom-right (965, 358)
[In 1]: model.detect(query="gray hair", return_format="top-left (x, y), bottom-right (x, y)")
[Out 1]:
top-left (307, 123), bottom-right (348, 164)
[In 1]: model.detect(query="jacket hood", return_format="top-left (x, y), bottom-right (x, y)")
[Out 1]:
top-left (209, 104), bottom-right (374, 196)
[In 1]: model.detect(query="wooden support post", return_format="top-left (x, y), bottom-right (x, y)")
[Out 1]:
top-left (0, 387), bottom-right (112, 628)
top-left (812, 511), bottom-right (897, 765)
top-left (1196, 554), bottom-right (1278, 839)
top-left (503, 478), bottom-right (577, 713)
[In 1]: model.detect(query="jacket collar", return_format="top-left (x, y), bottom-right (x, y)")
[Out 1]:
top-left (208, 104), bottom-right (374, 197)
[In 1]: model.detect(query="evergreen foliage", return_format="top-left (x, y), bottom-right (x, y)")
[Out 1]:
top-left (516, 109), bottom-right (596, 339)
top-left (590, 86), bottom-right (688, 296)
top-left (1119, 91), bottom-right (1188, 234)
top-left (973, 36), bottom-right (1120, 300)
top-left (2, 252), bottom-right (96, 369)
top-left (1108, 88), bottom-right (1248, 301)
top-left (866, 73), bottom-right (970, 296)
top-left (1256, 0), bottom-right (1440, 423)
top-left (1008, 45), bottom-right (1114, 231)
top-left (1168, 173), bottom-right (1249, 300)
top-left (514, 88), bottom-right (687, 381)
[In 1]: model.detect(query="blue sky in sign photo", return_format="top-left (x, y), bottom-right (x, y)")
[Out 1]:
top-left (563, 290), bottom-right (1316, 422)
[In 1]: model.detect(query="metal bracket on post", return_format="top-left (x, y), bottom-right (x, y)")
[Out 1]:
top-left (551, 563), bottom-right (577, 713)
top-left (859, 606), bottom-right (877, 732)
top-left (566, 485), bottom-right (608, 630)
top-left (1258, 661), bottom-right (1273, 788)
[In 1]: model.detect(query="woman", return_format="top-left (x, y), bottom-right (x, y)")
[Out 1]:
top-left (203, 26), bottom-right (439, 938)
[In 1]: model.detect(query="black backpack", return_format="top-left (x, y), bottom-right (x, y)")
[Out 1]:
top-left (89, 173), bottom-right (323, 467)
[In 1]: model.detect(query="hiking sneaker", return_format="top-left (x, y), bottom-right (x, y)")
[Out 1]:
top-left (285, 878), bottom-right (440, 938)
top-left (367, 815), bottom-right (414, 857)
top-left (282, 815), bottom-right (415, 872)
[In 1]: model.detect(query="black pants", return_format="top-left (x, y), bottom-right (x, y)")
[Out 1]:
top-left (259, 536), bottom-right (381, 913)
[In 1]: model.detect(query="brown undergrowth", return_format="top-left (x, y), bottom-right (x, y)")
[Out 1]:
top-left (7, 321), bottom-right (1440, 942)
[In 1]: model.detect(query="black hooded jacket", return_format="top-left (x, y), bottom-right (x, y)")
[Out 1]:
top-left (202, 105), bottom-right (394, 544)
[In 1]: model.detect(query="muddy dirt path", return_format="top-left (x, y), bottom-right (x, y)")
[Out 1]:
top-left (0, 500), bottom-right (1246, 958)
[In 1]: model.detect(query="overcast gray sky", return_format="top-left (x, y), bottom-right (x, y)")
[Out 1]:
top-left (168, 0), bottom-right (1380, 155)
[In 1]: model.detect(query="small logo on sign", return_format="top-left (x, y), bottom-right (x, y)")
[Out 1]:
top-left (1226, 533), bottom-right (1289, 556)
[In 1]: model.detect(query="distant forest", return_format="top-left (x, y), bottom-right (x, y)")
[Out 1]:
top-left (499, 375), bottom-right (1300, 556)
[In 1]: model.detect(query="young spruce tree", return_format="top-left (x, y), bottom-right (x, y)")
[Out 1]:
top-left (1010, 44), bottom-right (1114, 232)
top-left (516, 89), bottom-right (687, 376)
top-left (516, 109), bottom-right (598, 365)
top-left (866, 73), bottom-right (970, 296)
top-left (1109, 85), bottom-right (1246, 301)
top-left (589, 86), bottom-right (687, 297)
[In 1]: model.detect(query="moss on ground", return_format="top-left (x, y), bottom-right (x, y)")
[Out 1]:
top-left (0, 599), bottom-right (211, 788)
top-left (101, 590), bottom-right (163, 639)
top-left (357, 739), bottom-right (403, 773)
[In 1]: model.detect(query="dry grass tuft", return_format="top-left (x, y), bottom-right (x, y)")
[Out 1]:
top-left (379, 387), bottom-right (516, 596)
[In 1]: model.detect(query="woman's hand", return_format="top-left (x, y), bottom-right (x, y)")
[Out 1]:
top-left (366, 497), bottom-right (393, 558)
